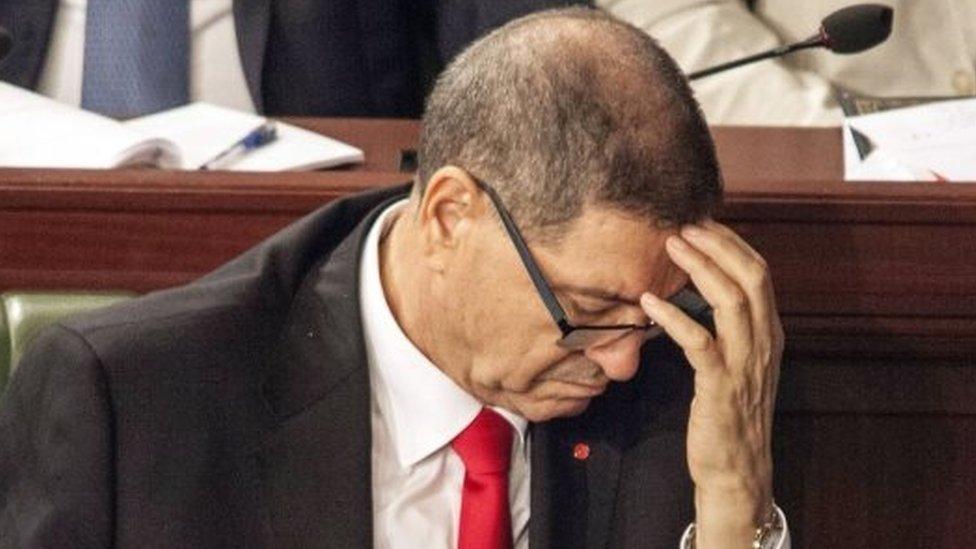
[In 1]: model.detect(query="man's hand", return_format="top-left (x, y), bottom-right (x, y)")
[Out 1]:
top-left (640, 219), bottom-right (784, 548)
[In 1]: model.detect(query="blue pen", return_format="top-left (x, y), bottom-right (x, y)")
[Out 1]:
top-left (200, 121), bottom-right (278, 170)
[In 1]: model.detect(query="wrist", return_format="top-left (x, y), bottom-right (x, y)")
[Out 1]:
top-left (693, 488), bottom-right (773, 548)
top-left (697, 484), bottom-right (772, 523)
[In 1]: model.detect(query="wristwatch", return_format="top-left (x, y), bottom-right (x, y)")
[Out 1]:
top-left (751, 504), bottom-right (784, 549)
top-left (686, 503), bottom-right (784, 549)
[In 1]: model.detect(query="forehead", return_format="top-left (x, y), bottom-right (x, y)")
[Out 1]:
top-left (532, 206), bottom-right (687, 300)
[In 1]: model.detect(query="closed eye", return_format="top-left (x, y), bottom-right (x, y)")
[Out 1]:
top-left (577, 306), bottom-right (614, 318)
top-left (569, 297), bottom-right (623, 318)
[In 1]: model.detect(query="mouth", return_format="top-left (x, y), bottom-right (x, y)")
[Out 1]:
top-left (561, 380), bottom-right (609, 397)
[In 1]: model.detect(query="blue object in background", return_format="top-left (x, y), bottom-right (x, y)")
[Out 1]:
top-left (81, 0), bottom-right (189, 119)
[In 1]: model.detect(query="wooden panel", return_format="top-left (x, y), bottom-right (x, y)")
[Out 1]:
top-left (779, 359), bottom-right (976, 415)
top-left (0, 169), bottom-right (410, 292)
top-left (4, 123), bottom-right (974, 361)
top-left (739, 218), bottom-right (976, 360)
top-left (713, 126), bottom-right (976, 222)
top-left (286, 117), bottom-right (420, 173)
top-left (776, 356), bottom-right (976, 548)
top-left (774, 413), bottom-right (976, 549)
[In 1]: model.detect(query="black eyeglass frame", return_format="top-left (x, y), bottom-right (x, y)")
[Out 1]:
top-left (470, 174), bottom-right (707, 349)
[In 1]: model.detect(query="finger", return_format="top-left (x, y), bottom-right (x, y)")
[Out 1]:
top-left (699, 221), bottom-right (786, 372)
top-left (765, 354), bottom-right (781, 426)
top-left (708, 222), bottom-right (786, 379)
top-left (699, 219), bottom-right (781, 320)
top-left (664, 235), bottom-right (753, 366)
top-left (680, 223), bottom-right (778, 345)
top-left (700, 222), bottom-right (784, 426)
top-left (701, 219), bottom-right (764, 263)
top-left (640, 292), bottom-right (724, 373)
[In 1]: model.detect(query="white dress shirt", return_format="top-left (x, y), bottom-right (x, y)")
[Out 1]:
top-left (37, 0), bottom-right (255, 113)
top-left (360, 201), bottom-right (531, 549)
top-left (359, 201), bottom-right (789, 548)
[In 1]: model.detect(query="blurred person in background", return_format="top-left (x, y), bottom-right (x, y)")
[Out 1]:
top-left (598, 0), bottom-right (976, 125)
top-left (0, 0), bottom-right (582, 118)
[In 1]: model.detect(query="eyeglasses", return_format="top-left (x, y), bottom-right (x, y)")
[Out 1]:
top-left (470, 174), bottom-right (712, 351)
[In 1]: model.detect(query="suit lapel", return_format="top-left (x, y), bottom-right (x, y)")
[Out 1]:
top-left (530, 391), bottom-right (625, 549)
top-left (252, 189), bottom-right (408, 548)
top-left (582, 411), bottom-right (624, 549)
top-left (232, 0), bottom-right (271, 113)
top-left (529, 420), bottom-right (586, 549)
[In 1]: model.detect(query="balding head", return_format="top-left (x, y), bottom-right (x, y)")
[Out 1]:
top-left (418, 7), bottom-right (722, 243)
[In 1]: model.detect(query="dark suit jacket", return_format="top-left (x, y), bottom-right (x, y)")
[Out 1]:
top-left (0, 184), bottom-right (695, 548)
top-left (0, 0), bottom-right (586, 117)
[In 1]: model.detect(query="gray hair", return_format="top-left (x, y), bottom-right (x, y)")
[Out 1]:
top-left (417, 7), bottom-right (722, 243)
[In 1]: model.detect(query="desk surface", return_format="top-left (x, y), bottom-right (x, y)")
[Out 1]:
top-left (2, 120), bottom-right (975, 361)
top-left (6, 118), bottom-right (976, 215)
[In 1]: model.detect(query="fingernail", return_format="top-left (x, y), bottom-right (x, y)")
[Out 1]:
top-left (681, 225), bottom-right (704, 240)
top-left (666, 236), bottom-right (689, 251)
top-left (640, 293), bottom-right (660, 308)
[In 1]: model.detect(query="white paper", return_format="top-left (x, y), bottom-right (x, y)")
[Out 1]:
top-left (124, 102), bottom-right (365, 171)
top-left (228, 121), bottom-right (365, 172)
top-left (0, 85), bottom-right (363, 172)
top-left (124, 103), bottom-right (263, 170)
top-left (844, 98), bottom-right (976, 183)
top-left (0, 82), bottom-right (179, 169)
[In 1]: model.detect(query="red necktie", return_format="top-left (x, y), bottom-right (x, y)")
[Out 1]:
top-left (451, 408), bottom-right (514, 549)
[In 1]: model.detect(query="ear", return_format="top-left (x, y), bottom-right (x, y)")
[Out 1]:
top-left (417, 166), bottom-right (491, 270)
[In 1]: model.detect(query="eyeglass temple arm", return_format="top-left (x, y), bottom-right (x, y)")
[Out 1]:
top-left (476, 182), bottom-right (574, 334)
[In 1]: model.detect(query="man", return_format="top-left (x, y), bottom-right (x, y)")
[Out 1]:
top-left (599, 0), bottom-right (976, 125)
top-left (0, 8), bottom-right (788, 548)
top-left (0, 0), bottom-right (576, 117)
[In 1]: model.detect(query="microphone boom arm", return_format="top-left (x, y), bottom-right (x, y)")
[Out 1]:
top-left (687, 34), bottom-right (823, 81)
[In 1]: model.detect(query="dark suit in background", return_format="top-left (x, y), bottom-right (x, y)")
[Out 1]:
top-left (0, 186), bottom-right (695, 548)
top-left (0, 0), bottom-right (588, 117)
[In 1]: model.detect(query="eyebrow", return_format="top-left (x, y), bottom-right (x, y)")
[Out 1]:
top-left (554, 283), bottom-right (689, 308)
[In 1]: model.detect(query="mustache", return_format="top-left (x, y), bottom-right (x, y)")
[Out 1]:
top-left (537, 354), bottom-right (607, 386)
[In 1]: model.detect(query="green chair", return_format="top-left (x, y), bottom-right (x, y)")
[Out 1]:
top-left (0, 292), bottom-right (134, 395)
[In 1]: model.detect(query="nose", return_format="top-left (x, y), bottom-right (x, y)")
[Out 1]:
top-left (582, 331), bottom-right (643, 382)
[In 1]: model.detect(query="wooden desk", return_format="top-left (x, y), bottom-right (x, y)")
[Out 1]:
top-left (2, 119), bottom-right (974, 548)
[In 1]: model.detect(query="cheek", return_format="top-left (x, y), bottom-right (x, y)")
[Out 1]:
top-left (449, 240), bottom-right (567, 392)
top-left (458, 274), bottom-right (560, 363)
top-left (469, 337), bottom-right (567, 393)
top-left (449, 249), bottom-right (528, 332)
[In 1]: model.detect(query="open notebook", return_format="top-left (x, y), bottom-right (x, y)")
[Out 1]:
top-left (0, 82), bottom-right (364, 171)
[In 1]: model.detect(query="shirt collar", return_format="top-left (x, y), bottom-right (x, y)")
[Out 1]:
top-left (359, 200), bottom-right (528, 469)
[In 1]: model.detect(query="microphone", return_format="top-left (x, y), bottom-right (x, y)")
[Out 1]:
top-left (0, 26), bottom-right (11, 63)
top-left (687, 4), bottom-right (893, 81)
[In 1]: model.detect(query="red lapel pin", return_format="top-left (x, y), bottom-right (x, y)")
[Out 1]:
top-left (572, 442), bottom-right (590, 461)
